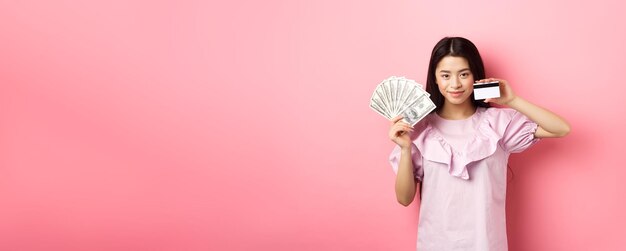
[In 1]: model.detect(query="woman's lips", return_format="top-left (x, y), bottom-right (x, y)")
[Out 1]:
top-left (448, 91), bottom-right (464, 98)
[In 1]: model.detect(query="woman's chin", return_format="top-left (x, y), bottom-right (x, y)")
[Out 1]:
top-left (445, 97), bottom-right (471, 106)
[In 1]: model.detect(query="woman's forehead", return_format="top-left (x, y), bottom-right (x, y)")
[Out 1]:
top-left (436, 56), bottom-right (470, 72)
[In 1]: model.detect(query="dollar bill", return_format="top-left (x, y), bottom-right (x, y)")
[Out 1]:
top-left (400, 95), bottom-right (436, 126)
top-left (369, 76), bottom-right (436, 126)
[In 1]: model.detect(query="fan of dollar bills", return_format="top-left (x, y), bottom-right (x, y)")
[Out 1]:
top-left (369, 76), bottom-right (436, 126)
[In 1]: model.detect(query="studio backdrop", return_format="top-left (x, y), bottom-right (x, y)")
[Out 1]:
top-left (1, 0), bottom-right (625, 250)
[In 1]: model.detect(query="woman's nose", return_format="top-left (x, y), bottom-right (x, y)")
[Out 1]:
top-left (451, 78), bottom-right (462, 88)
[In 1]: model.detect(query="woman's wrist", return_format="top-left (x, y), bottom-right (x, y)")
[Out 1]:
top-left (505, 95), bottom-right (523, 108)
top-left (400, 144), bottom-right (413, 153)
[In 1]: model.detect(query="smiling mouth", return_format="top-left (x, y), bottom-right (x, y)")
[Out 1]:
top-left (448, 91), bottom-right (464, 97)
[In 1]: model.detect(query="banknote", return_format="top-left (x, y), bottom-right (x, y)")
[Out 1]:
top-left (369, 76), bottom-right (436, 126)
top-left (400, 95), bottom-right (436, 126)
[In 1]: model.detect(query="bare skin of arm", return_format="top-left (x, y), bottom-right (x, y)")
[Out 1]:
top-left (388, 116), bottom-right (418, 206)
top-left (482, 78), bottom-right (571, 138)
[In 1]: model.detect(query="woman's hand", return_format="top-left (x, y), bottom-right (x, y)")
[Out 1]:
top-left (476, 78), bottom-right (517, 105)
top-left (388, 116), bottom-right (414, 149)
top-left (477, 78), bottom-right (571, 138)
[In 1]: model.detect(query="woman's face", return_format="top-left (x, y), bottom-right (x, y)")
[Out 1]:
top-left (435, 56), bottom-right (475, 106)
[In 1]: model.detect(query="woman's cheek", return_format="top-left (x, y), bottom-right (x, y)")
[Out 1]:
top-left (438, 81), bottom-right (448, 94)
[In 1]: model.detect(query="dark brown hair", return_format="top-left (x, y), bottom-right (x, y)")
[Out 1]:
top-left (425, 37), bottom-right (490, 113)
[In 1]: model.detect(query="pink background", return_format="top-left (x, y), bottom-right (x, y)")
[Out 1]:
top-left (1, 0), bottom-right (625, 250)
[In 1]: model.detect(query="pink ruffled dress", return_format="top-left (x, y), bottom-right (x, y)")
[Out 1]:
top-left (389, 107), bottom-right (539, 251)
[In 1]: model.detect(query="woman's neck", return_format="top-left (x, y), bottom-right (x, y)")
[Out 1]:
top-left (437, 102), bottom-right (476, 120)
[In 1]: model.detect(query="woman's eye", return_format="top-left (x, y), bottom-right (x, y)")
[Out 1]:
top-left (441, 74), bottom-right (449, 79)
top-left (460, 73), bottom-right (469, 78)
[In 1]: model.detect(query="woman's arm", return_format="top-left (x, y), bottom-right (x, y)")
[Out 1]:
top-left (482, 78), bottom-right (571, 138)
top-left (389, 116), bottom-right (418, 206)
top-left (395, 147), bottom-right (417, 206)
top-left (506, 96), bottom-right (570, 138)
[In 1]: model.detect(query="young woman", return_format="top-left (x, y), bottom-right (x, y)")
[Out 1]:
top-left (388, 37), bottom-right (570, 250)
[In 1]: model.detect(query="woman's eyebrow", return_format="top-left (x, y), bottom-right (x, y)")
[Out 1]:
top-left (438, 68), bottom-right (470, 73)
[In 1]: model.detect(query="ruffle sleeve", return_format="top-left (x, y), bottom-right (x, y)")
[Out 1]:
top-left (389, 143), bottom-right (424, 182)
top-left (490, 108), bottom-right (540, 153)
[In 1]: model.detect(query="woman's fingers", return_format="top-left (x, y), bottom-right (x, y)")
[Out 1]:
top-left (390, 123), bottom-right (414, 137)
top-left (391, 116), bottom-right (413, 128)
top-left (475, 77), bottom-right (500, 84)
top-left (389, 116), bottom-right (414, 142)
top-left (388, 118), bottom-right (414, 148)
top-left (390, 115), bottom-right (404, 124)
